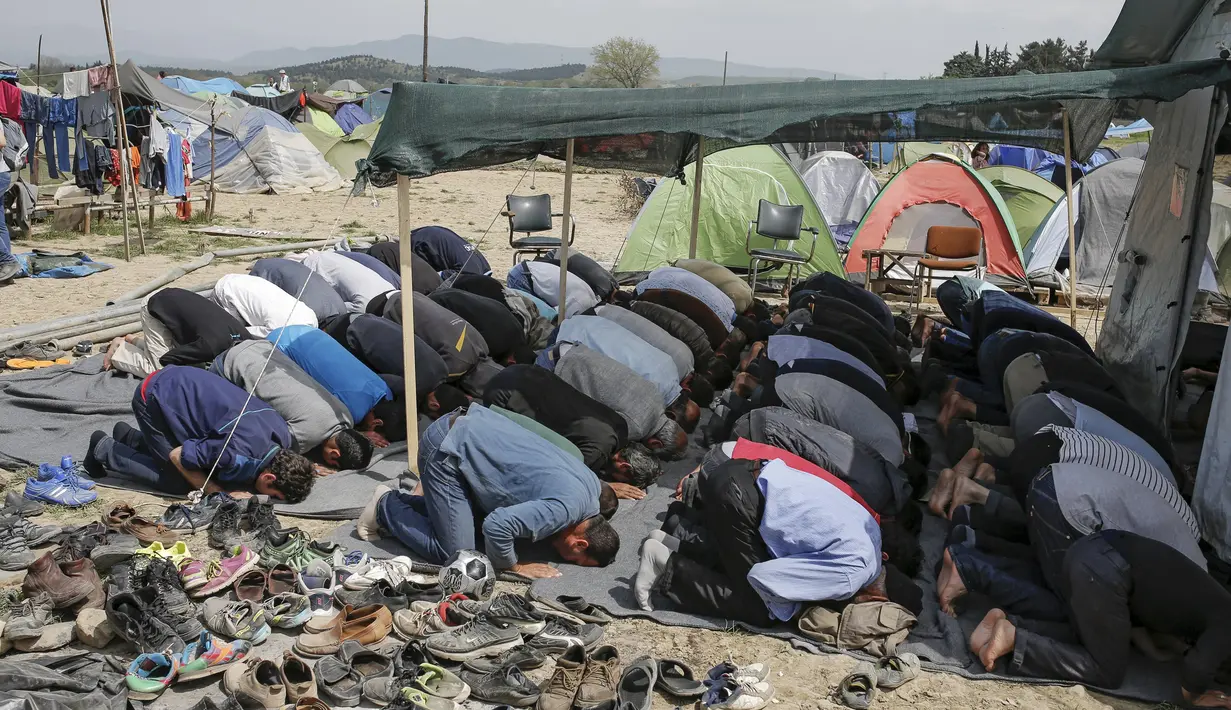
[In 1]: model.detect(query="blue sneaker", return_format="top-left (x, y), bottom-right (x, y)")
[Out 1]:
top-left (24, 475), bottom-right (98, 507)
top-left (55, 456), bottom-right (97, 490)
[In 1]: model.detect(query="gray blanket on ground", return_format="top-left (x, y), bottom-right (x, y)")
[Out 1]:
top-left (0, 357), bottom-right (406, 520)
top-left (526, 405), bottom-right (1181, 705)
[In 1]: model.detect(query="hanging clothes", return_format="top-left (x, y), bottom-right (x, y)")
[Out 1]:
top-left (88, 66), bottom-right (117, 92)
top-left (106, 147), bottom-right (139, 188)
top-left (62, 70), bottom-right (90, 99)
top-left (176, 136), bottom-right (193, 221)
top-left (164, 129), bottom-right (185, 198)
top-left (0, 81), bottom-right (20, 121)
top-left (149, 113), bottom-right (169, 157)
top-left (77, 92), bottom-right (115, 143)
top-left (74, 134), bottom-right (104, 195)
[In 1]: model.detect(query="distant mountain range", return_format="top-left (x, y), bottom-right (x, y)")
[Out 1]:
top-left (8, 28), bottom-right (856, 83)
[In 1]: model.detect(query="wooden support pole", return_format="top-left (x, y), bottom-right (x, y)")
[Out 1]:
top-left (31, 35), bottom-right (41, 185)
top-left (689, 136), bottom-right (706, 259)
top-left (397, 174), bottom-right (420, 474)
top-left (208, 102), bottom-right (217, 221)
top-left (422, 0), bottom-right (430, 82)
top-left (100, 0), bottom-right (142, 259)
top-left (557, 139), bottom-right (575, 323)
top-left (1062, 110), bottom-right (1078, 327)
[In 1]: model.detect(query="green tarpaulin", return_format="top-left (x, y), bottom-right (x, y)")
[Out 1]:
top-left (615, 145), bottom-right (843, 278)
top-left (978, 166), bottom-right (1064, 251)
top-left (358, 59), bottom-right (1231, 189)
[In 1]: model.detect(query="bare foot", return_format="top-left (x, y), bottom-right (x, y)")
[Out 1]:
top-left (974, 462), bottom-right (996, 482)
top-left (102, 337), bottom-right (124, 370)
top-left (929, 468), bottom-right (959, 517)
top-left (937, 397), bottom-right (957, 435)
top-left (970, 609), bottom-right (1006, 655)
top-left (954, 448), bottom-right (984, 479)
top-left (936, 548), bottom-right (968, 616)
top-left (948, 476), bottom-right (991, 516)
top-left (739, 342), bottom-right (765, 372)
top-left (979, 619), bottom-right (1017, 671)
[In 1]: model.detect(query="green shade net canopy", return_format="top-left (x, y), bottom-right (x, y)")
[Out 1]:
top-left (356, 58), bottom-right (1231, 189)
top-left (615, 145), bottom-right (843, 278)
top-left (977, 166), bottom-right (1065, 251)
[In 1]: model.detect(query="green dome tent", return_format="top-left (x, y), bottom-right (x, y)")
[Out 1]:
top-left (978, 166), bottom-right (1064, 252)
top-left (615, 145), bottom-right (844, 279)
top-left (298, 119), bottom-right (382, 181)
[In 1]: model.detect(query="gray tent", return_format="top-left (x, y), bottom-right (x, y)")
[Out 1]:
top-left (1117, 141), bottom-right (1151, 159)
top-left (327, 80), bottom-right (367, 94)
top-left (1091, 1), bottom-right (1231, 562)
top-left (1024, 157), bottom-right (1145, 291)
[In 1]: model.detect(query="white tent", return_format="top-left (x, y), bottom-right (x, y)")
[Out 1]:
top-left (1197, 182), bottom-right (1231, 295)
top-left (798, 151), bottom-right (881, 229)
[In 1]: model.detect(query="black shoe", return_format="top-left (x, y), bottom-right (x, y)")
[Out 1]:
top-left (463, 644), bottom-right (548, 673)
top-left (0, 260), bottom-right (19, 283)
top-left (135, 583), bottom-right (203, 642)
top-left (458, 666), bottom-right (541, 706)
top-left (83, 431), bottom-right (107, 479)
top-left (336, 579), bottom-right (410, 611)
top-left (1, 491), bottom-right (45, 518)
top-left (105, 590), bottom-right (184, 653)
top-left (392, 639), bottom-right (435, 674)
top-left (208, 500), bottom-right (250, 550)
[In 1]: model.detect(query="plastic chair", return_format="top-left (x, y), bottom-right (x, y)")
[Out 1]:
top-left (745, 200), bottom-right (818, 293)
top-left (503, 194), bottom-right (577, 264)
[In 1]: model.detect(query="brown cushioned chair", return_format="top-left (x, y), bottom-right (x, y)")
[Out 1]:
top-left (912, 226), bottom-right (982, 311)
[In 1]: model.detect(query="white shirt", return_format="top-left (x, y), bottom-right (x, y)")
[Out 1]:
top-left (149, 114), bottom-right (170, 157)
top-left (290, 250), bottom-right (396, 313)
top-left (525, 261), bottom-right (599, 316)
top-left (211, 274), bottom-right (318, 337)
top-left (278, 75), bottom-right (290, 92)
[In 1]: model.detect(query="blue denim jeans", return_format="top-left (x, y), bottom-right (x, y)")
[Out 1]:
top-left (505, 264), bottom-right (532, 294)
top-left (0, 172), bottom-right (13, 265)
top-left (376, 414), bottom-right (476, 563)
top-left (93, 388), bottom-right (192, 495)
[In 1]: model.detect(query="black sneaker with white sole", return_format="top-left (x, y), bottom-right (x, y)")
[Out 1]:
top-left (455, 592), bottom-right (546, 634)
top-left (458, 666), bottom-right (541, 707)
top-left (424, 613), bottom-right (524, 662)
top-left (462, 644), bottom-right (548, 674)
top-left (526, 617), bottom-right (604, 655)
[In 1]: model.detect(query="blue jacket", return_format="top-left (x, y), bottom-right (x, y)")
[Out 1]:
top-left (141, 366), bottom-right (290, 484)
top-left (439, 405), bottom-right (600, 568)
top-left (268, 325), bottom-right (392, 422)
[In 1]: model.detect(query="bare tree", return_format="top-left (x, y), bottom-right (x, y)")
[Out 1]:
top-left (591, 37), bottom-right (660, 88)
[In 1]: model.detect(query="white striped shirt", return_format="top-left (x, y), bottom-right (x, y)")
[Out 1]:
top-left (1043, 425), bottom-right (1198, 539)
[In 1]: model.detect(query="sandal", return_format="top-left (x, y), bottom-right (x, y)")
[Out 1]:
top-left (875, 652), bottom-right (920, 690)
top-left (655, 658), bottom-right (706, 698)
top-left (837, 662), bottom-right (877, 710)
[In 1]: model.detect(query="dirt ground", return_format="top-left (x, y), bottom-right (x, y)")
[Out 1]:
top-left (0, 170), bottom-right (1156, 710)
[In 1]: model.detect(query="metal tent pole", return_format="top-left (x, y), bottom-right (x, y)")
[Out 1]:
top-left (557, 139), bottom-right (575, 323)
top-left (1062, 110), bottom-right (1078, 327)
top-left (397, 174), bottom-right (420, 474)
top-left (689, 136), bottom-right (705, 259)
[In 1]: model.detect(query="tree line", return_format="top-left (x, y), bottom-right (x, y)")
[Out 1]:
top-left (942, 38), bottom-right (1092, 78)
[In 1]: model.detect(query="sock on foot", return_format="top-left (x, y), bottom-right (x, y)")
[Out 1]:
top-left (648, 529), bottom-right (681, 552)
top-left (357, 485), bottom-right (392, 541)
top-left (83, 431), bottom-right (107, 478)
top-left (634, 538), bottom-right (671, 611)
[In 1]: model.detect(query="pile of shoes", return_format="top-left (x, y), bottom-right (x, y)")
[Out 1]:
top-left (0, 494), bottom-right (60, 572)
top-left (4, 341), bottom-right (71, 370)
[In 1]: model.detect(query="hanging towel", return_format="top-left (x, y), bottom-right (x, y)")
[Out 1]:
top-left (0, 82), bottom-right (21, 121)
top-left (88, 66), bottom-right (117, 92)
top-left (62, 70), bottom-right (90, 99)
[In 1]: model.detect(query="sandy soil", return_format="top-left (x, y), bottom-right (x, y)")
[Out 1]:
top-left (0, 171), bottom-right (1152, 710)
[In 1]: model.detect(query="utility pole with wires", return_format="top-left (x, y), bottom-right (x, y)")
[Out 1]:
top-left (422, 0), bottom-right (430, 82)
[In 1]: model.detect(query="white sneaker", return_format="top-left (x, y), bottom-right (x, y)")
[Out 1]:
top-left (392, 606), bottom-right (449, 639)
top-left (344, 556), bottom-right (436, 590)
top-left (705, 679), bottom-right (774, 710)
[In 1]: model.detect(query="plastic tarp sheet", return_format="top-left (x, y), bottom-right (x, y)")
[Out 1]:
top-left (615, 145), bottom-right (843, 278)
top-left (245, 85), bottom-right (283, 97)
top-left (161, 75), bottom-right (246, 95)
top-left (845, 156), bottom-right (1027, 282)
top-left (1094, 0), bottom-right (1208, 67)
top-left (978, 166), bottom-right (1064, 251)
top-left (1106, 118), bottom-right (1155, 137)
top-left (232, 90), bottom-right (304, 120)
top-left (335, 103), bottom-right (373, 135)
top-left (358, 60), bottom-right (1231, 185)
top-left (798, 151), bottom-right (881, 228)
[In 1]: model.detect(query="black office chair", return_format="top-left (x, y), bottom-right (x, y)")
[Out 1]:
top-left (745, 199), bottom-right (819, 293)
top-left (504, 194), bottom-right (577, 264)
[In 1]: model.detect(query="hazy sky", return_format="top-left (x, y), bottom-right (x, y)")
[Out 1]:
top-left (9, 0), bottom-right (1126, 78)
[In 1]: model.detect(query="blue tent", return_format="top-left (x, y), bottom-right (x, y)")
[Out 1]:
top-left (161, 75), bottom-right (246, 95)
top-left (334, 103), bottom-right (373, 135)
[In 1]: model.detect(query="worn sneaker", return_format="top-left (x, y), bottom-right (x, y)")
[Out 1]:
top-left (425, 614), bottom-right (524, 662)
top-left (178, 630), bottom-right (251, 681)
top-left (536, 644), bottom-right (586, 710)
top-left (4, 592), bottom-right (55, 640)
top-left (136, 584), bottom-right (204, 642)
top-left (345, 556), bottom-right (436, 590)
top-left (160, 491), bottom-right (233, 532)
top-left (574, 645), bottom-right (621, 710)
top-left (262, 593), bottom-right (312, 628)
top-left (332, 550), bottom-right (372, 586)
top-left (0, 516), bottom-right (36, 570)
top-left (393, 606), bottom-right (451, 639)
top-left (106, 591), bottom-right (184, 654)
top-left (209, 501), bottom-right (260, 551)
top-left (337, 579), bottom-right (410, 611)
top-left (463, 644), bottom-right (548, 674)
top-left (459, 666), bottom-right (540, 707)
top-left (2, 491), bottom-right (45, 517)
top-left (702, 677), bottom-right (775, 710)
top-left (126, 652), bottom-right (179, 700)
top-left (179, 558), bottom-right (211, 592)
top-left (11, 516), bottom-right (61, 547)
top-left (259, 529), bottom-right (312, 569)
top-left (455, 592), bottom-right (546, 634)
top-left (89, 532), bottom-right (141, 571)
top-left (56, 456), bottom-right (97, 490)
top-left (297, 559), bottom-right (336, 617)
top-left (526, 617), bottom-right (605, 654)
top-left (706, 661), bottom-right (771, 685)
top-left (23, 474), bottom-right (97, 507)
top-left (203, 598), bottom-right (271, 644)
top-left (391, 688), bottom-right (464, 710)
top-left (195, 546), bottom-right (260, 598)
